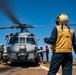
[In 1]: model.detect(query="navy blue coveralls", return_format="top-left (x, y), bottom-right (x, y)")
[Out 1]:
top-left (44, 27), bottom-right (76, 75)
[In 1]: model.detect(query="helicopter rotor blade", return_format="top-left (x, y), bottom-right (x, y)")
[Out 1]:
top-left (26, 25), bottom-right (37, 28)
top-left (0, 23), bottom-right (76, 30)
top-left (13, 24), bottom-right (37, 29)
top-left (13, 23), bottom-right (76, 28)
top-left (33, 25), bottom-right (53, 28)
top-left (69, 24), bottom-right (76, 26)
top-left (33, 24), bottom-right (76, 28)
top-left (0, 0), bottom-right (21, 24)
top-left (23, 23), bottom-right (76, 28)
top-left (0, 24), bottom-right (36, 30)
top-left (0, 26), bottom-right (14, 29)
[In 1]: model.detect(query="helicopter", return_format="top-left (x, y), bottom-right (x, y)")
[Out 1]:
top-left (0, 0), bottom-right (47, 64)
top-left (1, 24), bottom-right (42, 64)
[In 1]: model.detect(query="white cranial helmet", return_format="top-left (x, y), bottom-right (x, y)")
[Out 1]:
top-left (56, 13), bottom-right (69, 25)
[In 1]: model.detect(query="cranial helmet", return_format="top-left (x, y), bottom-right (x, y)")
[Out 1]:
top-left (56, 13), bottom-right (69, 25)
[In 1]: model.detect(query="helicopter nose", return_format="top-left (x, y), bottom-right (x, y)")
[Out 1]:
top-left (18, 46), bottom-right (27, 60)
top-left (19, 46), bottom-right (26, 51)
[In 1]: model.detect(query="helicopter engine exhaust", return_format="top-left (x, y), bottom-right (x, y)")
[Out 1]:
top-left (18, 46), bottom-right (27, 60)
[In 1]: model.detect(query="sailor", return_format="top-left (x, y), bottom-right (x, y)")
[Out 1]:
top-left (40, 47), bottom-right (44, 61)
top-left (45, 46), bottom-right (49, 61)
top-left (0, 44), bottom-right (4, 61)
top-left (44, 13), bottom-right (76, 75)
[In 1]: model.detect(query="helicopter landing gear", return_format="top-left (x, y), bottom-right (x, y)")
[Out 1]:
top-left (2, 58), bottom-right (8, 65)
top-left (35, 57), bottom-right (40, 66)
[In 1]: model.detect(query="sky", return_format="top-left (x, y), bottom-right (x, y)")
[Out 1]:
top-left (0, 0), bottom-right (76, 59)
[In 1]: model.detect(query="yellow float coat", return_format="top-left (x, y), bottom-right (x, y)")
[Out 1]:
top-left (51, 26), bottom-right (74, 53)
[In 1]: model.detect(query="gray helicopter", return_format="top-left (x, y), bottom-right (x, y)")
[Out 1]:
top-left (3, 24), bottom-right (41, 64)
top-left (0, 0), bottom-right (46, 64)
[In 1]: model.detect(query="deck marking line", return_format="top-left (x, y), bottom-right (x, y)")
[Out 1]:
top-left (40, 65), bottom-right (61, 75)
top-left (40, 65), bottom-right (49, 71)
top-left (73, 66), bottom-right (76, 68)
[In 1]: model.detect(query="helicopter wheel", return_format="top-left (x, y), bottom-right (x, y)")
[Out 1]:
top-left (35, 58), bottom-right (40, 66)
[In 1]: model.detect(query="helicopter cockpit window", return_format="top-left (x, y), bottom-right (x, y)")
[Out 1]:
top-left (9, 37), bottom-right (18, 44)
top-left (26, 37), bottom-right (36, 45)
top-left (20, 37), bottom-right (25, 43)
top-left (14, 37), bottom-right (18, 43)
top-left (9, 37), bottom-right (13, 44)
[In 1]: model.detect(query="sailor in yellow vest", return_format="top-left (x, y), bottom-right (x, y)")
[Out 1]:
top-left (44, 13), bottom-right (76, 75)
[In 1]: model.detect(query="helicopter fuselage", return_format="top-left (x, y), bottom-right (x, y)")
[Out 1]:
top-left (6, 32), bottom-right (39, 62)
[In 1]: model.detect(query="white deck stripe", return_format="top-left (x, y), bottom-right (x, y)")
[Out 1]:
top-left (40, 65), bottom-right (61, 75)
top-left (73, 66), bottom-right (76, 68)
top-left (40, 65), bottom-right (49, 71)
